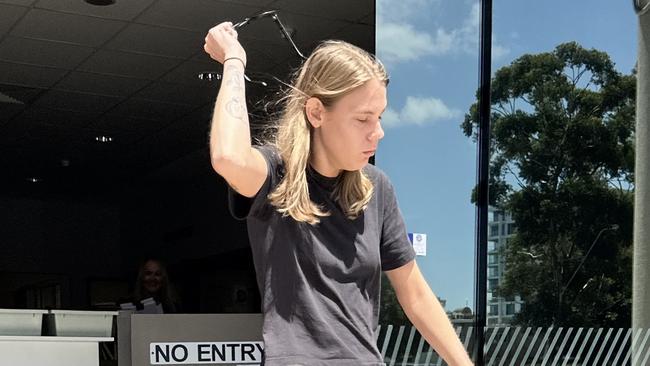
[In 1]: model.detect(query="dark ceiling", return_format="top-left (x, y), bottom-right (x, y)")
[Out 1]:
top-left (0, 0), bottom-right (374, 196)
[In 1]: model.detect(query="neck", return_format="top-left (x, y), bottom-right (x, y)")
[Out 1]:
top-left (310, 143), bottom-right (341, 178)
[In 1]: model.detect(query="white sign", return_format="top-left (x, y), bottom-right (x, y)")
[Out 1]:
top-left (150, 341), bottom-right (264, 365)
top-left (409, 233), bottom-right (427, 256)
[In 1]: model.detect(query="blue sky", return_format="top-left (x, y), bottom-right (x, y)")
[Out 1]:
top-left (375, 0), bottom-right (637, 310)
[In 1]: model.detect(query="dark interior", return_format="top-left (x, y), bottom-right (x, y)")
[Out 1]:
top-left (0, 0), bottom-right (374, 313)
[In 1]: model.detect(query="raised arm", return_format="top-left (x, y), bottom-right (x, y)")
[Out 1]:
top-left (204, 22), bottom-right (267, 197)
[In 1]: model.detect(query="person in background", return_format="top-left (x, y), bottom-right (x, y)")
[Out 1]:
top-left (133, 258), bottom-right (180, 313)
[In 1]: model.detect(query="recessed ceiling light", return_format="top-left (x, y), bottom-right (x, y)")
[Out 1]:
top-left (197, 72), bottom-right (222, 82)
top-left (95, 136), bottom-right (113, 143)
top-left (26, 177), bottom-right (42, 183)
top-left (84, 0), bottom-right (116, 6)
top-left (0, 91), bottom-right (24, 104)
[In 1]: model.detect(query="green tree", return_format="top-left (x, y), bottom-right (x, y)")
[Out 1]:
top-left (379, 273), bottom-right (409, 326)
top-left (461, 42), bottom-right (636, 327)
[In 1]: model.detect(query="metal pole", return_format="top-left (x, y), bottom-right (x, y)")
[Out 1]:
top-left (474, 0), bottom-right (492, 364)
top-left (633, 1), bottom-right (650, 365)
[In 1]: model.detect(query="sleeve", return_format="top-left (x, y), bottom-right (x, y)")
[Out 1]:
top-left (227, 145), bottom-right (282, 220)
top-left (379, 174), bottom-right (417, 271)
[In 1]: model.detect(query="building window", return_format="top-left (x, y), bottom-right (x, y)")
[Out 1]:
top-left (488, 240), bottom-right (497, 251)
top-left (488, 267), bottom-right (498, 277)
top-left (488, 279), bottom-right (498, 292)
top-left (490, 224), bottom-right (499, 237)
top-left (506, 303), bottom-right (515, 315)
top-left (488, 254), bottom-right (497, 264)
top-left (508, 223), bottom-right (517, 235)
top-left (489, 305), bottom-right (499, 315)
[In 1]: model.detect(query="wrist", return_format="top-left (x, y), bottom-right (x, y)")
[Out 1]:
top-left (223, 55), bottom-right (246, 68)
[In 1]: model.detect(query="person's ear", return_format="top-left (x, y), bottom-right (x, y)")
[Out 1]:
top-left (305, 97), bottom-right (325, 128)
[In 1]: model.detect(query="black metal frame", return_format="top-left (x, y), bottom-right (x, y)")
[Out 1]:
top-left (474, 0), bottom-right (492, 365)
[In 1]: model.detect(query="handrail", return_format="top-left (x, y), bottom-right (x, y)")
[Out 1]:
top-left (377, 324), bottom-right (650, 366)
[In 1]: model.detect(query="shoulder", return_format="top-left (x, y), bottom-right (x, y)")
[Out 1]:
top-left (362, 164), bottom-right (402, 215)
top-left (362, 163), bottom-right (392, 188)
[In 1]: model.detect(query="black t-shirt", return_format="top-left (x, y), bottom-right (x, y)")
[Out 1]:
top-left (228, 145), bottom-right (416, 366)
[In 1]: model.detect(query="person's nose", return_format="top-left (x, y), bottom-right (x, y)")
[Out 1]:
top-left (368, 120), bottom-right (384, 142)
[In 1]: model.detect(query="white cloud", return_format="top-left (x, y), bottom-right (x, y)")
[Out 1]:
top-left (376, 2), bottom-right (510, 65)
top-left (377, 0), bottom-right (441, 22)
top-left (454, 3), bottom-right (509, 58)
top-left (381, 108), bottom-right (402, 128)
top-left (492, 43), bottom-right (509, 59)
top-left (376, 22), bottom-right (454, 63)
top-left (382, 96), bottom-right (460, 128)
top-left (403, 96), bottom-right (458, 122)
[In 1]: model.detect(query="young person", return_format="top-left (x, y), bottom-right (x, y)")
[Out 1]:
top-left (204, 21), bottom-right (474, 366)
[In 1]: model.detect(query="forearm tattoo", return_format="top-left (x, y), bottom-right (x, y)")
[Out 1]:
top-left (223, 65), bottom-right (245, 120)
top-left (225, 65), bottom-right (243, 91)
top-left (226, 97), bottom-right (245, 119)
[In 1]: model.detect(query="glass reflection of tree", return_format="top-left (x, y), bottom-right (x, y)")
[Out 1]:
top-left (462, 42), bottom-right (636, 327)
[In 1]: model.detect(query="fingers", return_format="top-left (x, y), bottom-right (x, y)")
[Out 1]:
top-left (216, 21), bottom-right (234, 33)
top-left (223, 22), bottom-right (238, 39)
top-left (207, 22), bottom-right (237, 41)
top-left (203, 34), bottom-right (219, 61)
top-left (203, 21), bottom-right (241, 61)
top-left (203, 43), bottom-right (216, 61)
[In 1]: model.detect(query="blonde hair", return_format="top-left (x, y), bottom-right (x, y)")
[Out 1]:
top-left (267, 40), bottom-right (389, 225)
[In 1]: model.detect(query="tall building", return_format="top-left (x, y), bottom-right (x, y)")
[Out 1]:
top-left (487, 207), bottom-right (524, 326)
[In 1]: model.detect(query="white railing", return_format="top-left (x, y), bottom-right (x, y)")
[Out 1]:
top-left (376, 325), bottom-right (650, 366)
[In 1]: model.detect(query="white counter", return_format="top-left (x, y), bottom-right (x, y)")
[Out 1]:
top-left (0, 336), bottom-right (114, 366)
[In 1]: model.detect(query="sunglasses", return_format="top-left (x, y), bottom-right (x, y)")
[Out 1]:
top-left (198, 10), bottom-right (307, 87)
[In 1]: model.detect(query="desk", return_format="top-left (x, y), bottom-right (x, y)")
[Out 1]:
top-left (0, 335), bottom-right (114, 366)
top-left (118, 313), bottom-right (263, 366)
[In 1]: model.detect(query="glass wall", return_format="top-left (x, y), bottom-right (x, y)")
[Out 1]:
top-left (375, 0), bottom-right (479, 363)
top-left (376, 0), bottom-right (642, 365)
top-left (476, 1), bottom-right (638, 364)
